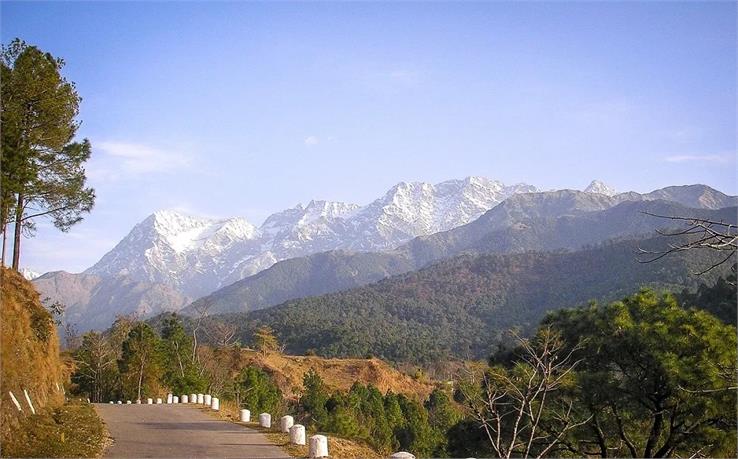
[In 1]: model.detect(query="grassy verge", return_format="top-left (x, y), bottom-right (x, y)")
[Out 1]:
top-left (0, 400), bottom-right (107, 458)
top-left (196, 399), bottom-right (381, 458)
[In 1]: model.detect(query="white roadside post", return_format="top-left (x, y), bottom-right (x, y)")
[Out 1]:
top-left (109, 401), bottom-right (114, 404)
top-left (197, 393), bottom-right (204, 404)
top-left (289, 424), bottom-right (306, 445)
top-left (204, 394), bottom-right (211, 405)
top-left (117, 401), bottom-right (122, 404)
top-left (259, 413), bottom-right (271, 428)
top-left (240, 409), bottom-right (251, 422)
top-left (147, 398), bottom-right (153, 404)
top-left (181, 395), bottom-right (188, 403)
top-left (23, 389), bottom-right (35, 414)
top-left (280, 415), bottom-right (294, 433)
top-left (391, 453), bottom-right (416, 459)
top-left (190, 393), bottom-right (196, 403)
top-left (126, 400), bottom-right (131, 404)
top-left (309, 435), bottom-right (329, 458)
top-left (167, 393), bottom-right (173, 404)
top-left (156, 398), bottom-right (163, 404)
top-left (136, 399), bottom-right (141, 404)
top-left (174, 396), bottom-right (180, 404)
top-left (211, 397), bottom-right (220, 411)
top-left (8, 391), bottom-right (22, 411)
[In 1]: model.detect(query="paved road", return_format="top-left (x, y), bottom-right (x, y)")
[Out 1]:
top-left (94, 403), bottom-right (288, 458)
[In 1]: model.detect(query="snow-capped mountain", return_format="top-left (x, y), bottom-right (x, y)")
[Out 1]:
top-left (20, 267), bottom-right (42, 280)
top-left (584, 180), bottom-right (617, 196)
top-left (86, 210), bottom-right (261, 296)
top-left (84, 177), bottom-right (538, 297)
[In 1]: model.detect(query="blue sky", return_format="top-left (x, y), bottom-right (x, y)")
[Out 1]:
top-left (2, 1), bottom-right (736, 273)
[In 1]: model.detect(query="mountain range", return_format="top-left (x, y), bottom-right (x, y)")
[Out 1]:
top-left (32, 178), bottom-right (737, 331)
top-left (216, 234), bottom-right (736, 363)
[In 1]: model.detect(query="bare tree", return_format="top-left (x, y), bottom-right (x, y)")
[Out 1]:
top-left (205, 320), bottom-right (238, 348)
top-left (190, 299), bottom-right (213, 364)
top-left (638, 213), bottom-right (737, 279)
top-left (457, 328), bottom-right (591, 458)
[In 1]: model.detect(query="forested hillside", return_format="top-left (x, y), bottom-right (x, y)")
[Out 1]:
top-left (181, 197), bottom-right (735, 317)
top-left (231, 235), bottom-right (732, 363)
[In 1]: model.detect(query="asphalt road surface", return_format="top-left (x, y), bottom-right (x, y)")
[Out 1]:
top-left (95, 403), bottom-right (288, 458)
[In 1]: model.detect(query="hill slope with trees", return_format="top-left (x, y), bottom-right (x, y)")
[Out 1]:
top-left (230, 235), bottom-right (732, 364)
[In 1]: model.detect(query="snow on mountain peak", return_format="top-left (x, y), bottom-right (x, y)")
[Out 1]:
top-left (584, 180), bottom-right (617, 196)
top-left (20, 267), bottom-right (41, 280)
top-left (86, 176), bottom-right (538, 297)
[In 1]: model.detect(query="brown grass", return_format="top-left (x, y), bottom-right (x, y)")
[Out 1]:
top-left (0, 399), bottom-right (106, 458)
top-left (1, 268), bottom-right (69, 447)
top-left (239, 350), bottom-right (435, 400)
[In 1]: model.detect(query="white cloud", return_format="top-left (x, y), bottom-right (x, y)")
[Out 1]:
top-left (304, 136), bottom-right (320, 146)
top-left (95, 141), bottom-right (192, 174)
top-left (664, 153), bottom-right (734, 164)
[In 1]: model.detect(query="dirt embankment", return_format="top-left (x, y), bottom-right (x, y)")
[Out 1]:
top-left (1, 268), bottom-right (69, 437)
top-left (238, 350), bottom-right (436, 399)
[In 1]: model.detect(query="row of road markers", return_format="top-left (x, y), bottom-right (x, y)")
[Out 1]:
top-left (104, 393), bottom-right (416, 458)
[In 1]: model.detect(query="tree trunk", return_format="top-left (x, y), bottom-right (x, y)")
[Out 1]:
top-left (11, 193), bottom-right (23, 270)
top-left (1, 221), bottom-right (7, 267)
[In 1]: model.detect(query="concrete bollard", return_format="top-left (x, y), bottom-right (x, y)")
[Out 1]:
top-left (289, 424), bottom-right (306, 445)
top-left (181, 395), bottom-right (188, 403)
top-left (259, 413), bottom-right (271, 428)
top-left (136, 399), bottom-right (141, 404)
top-left (211, 397), bottom-right (220, 411)
top-left (280, 415), bottom-right (294, 433)
top-left (190, 393), bottom-right (197, 403)
top-left (126, 400), bottom-right (131, 404)
top-left (147, 398), bottom-right (153, 404)
top-left (118, 401), bottom-right (122, 404)
top-left (204, 394), bottom-right (211, 405)
top-left (309, 435), bottom-right (329, 458)
top-left (109, 401), bottom-right (114, 404)
top-left (240, 409), bottom-right (251, 422)
top-left (8, 391), bottom-right (22, 411)
top-left (23, 389), bottom-right (36, 414)
top-left (391, 453), bottom-right (416, 459)
top-left (156, 398), bottom-right (163, 404)
top-left (197, 393), bottom-right (204, 404)
top-left (167, 394), bottom-right (173, 404)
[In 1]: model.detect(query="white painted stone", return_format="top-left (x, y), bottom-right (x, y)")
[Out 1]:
top-left (109, 401), bottom-right (114, 404)
top-left (136, 399), bottom-right (141, 404)
top-left (156, 398), bottom-right (163, 404)
top-left (197, 393), bottom-right (204, 404)
top-left (23, 389), bottom-right (35, 414)
top-left (190, 393), bottom-right (197, 403)
top-left (147, 398), bottom-right (153, 404)
top-left (117, 401), bottom-right (122, 404)
top-left (391, 453), bottom-right (416, 459)
top-left (8, 391), bottom-right (22, 411)
top-left (259, 413), bottom-right (271, 428)
top-left (126, 400), bottom-right (131, 404)
top-left (289, 424), bottom-right (306, 445)
top-left (240, 409), bottom-right (251, 422)
top-left (309, 435), bottom-right (329, 458)
top-left (211, 397), bottom-right (220, 411)
top-left (204, 394), bottom-right (211, 405)
top-left (167, 393), bottom-right (173, 404)
top-left (280, 415), bottom-right (294, 433)
top-left (181, 395), bottom-right (188, 403)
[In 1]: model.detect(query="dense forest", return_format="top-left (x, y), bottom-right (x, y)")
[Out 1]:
top-left (218, 235), bottom-right (732, 364)
top-left (72, 282), bottom-right (736, 458)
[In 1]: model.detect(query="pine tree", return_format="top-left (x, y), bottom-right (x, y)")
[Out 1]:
top-left (1, 39), bottom-right (94, 268)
